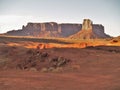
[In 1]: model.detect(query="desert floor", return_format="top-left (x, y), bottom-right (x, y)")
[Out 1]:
top-left (0, 35), bottom-right (120, 90)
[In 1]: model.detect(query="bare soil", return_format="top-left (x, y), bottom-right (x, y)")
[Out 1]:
top-left (0, 35), bottom-right (120, 90)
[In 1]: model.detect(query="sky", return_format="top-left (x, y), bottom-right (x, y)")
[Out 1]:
top-left (0, 0), bottom-right (120, 36)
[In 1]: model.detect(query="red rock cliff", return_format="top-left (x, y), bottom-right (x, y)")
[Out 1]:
top-left (5, 19), bottom-right (110, 38)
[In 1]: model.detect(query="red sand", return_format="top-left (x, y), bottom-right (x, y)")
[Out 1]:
top-left (0, 36), bottom-right (120, 90)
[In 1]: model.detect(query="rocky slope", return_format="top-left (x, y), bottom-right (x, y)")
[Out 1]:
top-left (5, 19), bottom-right (110, 38)
top-left (70, 19), bottom-right (110, 39)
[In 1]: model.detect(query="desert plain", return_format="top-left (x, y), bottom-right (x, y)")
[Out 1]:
top-left (0, 35), bottom-right (120, 90)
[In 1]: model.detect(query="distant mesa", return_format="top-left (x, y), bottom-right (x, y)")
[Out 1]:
top-left (69, 19), bottom-right (110, 39)
top-left (5, 19), bottom-right (110, 39)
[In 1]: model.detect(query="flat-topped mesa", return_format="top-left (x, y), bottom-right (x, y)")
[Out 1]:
top-left (82, 19), bottom-right (93, 30)
top-left (6, 22), bottom-right (81, 37)
top-left (5, 19), bottom-right (110, 38)
top-left (24, 22), bottom-right (58, 31)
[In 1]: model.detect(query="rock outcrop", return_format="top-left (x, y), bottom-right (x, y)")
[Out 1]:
top-left (6, 22), bottom-right (81, 37)
top-left (5, 19), bottom-right (110, 38)
top-left (82, 19), bottom-right (93, 30)
top-left (69, 19), bottom-right (110, 39)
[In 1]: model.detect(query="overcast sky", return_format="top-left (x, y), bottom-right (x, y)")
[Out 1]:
top-left (0, 0), bottom-right (120, 36)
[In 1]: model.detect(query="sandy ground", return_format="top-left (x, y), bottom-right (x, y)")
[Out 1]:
top-left (0, 36), bottom-right (120, 90)
top-left (0, 69), bottom-right (120, 90)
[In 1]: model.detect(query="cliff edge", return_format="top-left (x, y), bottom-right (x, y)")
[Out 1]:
top-left (5, 19), bottom-right (110, 38)
top-left (69, 19), bottom-right (110, 39)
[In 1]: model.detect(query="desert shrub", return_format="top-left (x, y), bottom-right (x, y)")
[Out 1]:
top-left (26, 49), bottom-right (34, 54)
top-left (50, 56), bottom-right (70, 68)
top-left (16, 49), bottom-right (71, 72)
top-left (41, 68), bottom-right (48, 72)
top-left (29, 67), bottom-right (37, 72)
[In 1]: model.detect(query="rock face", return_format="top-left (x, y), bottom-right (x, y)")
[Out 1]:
top-left (6, 22), bottom-right (81, 37)
top-left (69, 19), bottom-right (110, 39)
top-left (82, 19), bottom-right (93, 30)
top-left (5, 19), bottom-right (110, 38)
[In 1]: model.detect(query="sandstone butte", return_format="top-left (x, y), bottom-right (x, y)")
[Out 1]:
top-left (5, 19), bottom-right (110, 39)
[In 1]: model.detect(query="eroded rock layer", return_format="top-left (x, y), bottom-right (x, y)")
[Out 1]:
top-left (5, 19), bottom-right (110, 38)
top-left (69, 19), bottom-right (110, 39)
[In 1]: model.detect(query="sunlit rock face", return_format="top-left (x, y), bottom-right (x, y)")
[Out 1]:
top-left (5, 19), bottom-right (110, 38)
top-left (82, 19), bottom-right (93, 30)
top-left (69, 19), bottom-right (110, 39)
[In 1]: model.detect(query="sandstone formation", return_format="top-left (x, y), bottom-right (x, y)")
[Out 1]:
top-left (6, 22), bottom-right (81, 37)
top-left (5, 19), bottom-right (110, 39)
top-left (82, 19), bottom-right (93, 30)
top-left (69, 19), bottom-right (110, 39)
